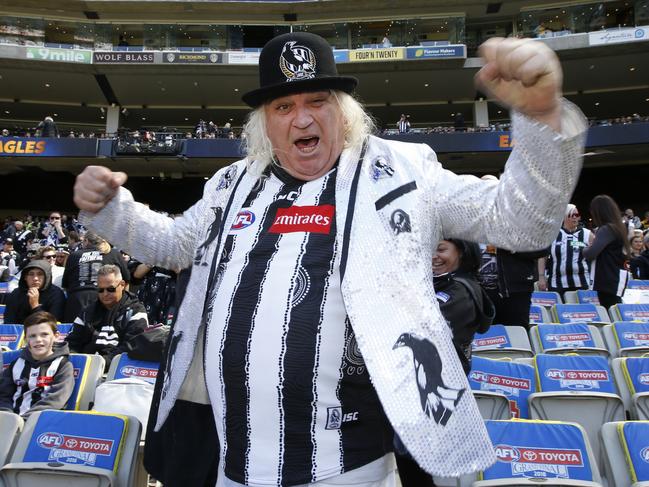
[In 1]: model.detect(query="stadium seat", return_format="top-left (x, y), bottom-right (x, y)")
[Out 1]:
top-left (612, 357), bottom-right (649, 420)
top-left (0, 304), bottom-right (5, 324)
top-left (552, 304), bottom-right (610, 327)
top-left (531, 291), bottom-right (562, 308)
top-left (602, 322), bottom-right (649, 358)
top-left (563, 290), bottom-right (600, 305)
top-left (66, 354), bottom-right (105, 411)
top-left (472, 325), bottom-right (534, 360)
top-left (0, 410), bottom-right (141, 487)
top-left (529, 354), bottom-right (625, 471)
top-left (55, 324), bottom-right (74, 342)
top-left (0, 411), bottom-right (23, 468)
top-left (458, 419), bottom-right (602, 486)
top-left (105, 353), bottom-right (159, 384)
top-left (529, 305), bottom-right (552, 324)
top-left (1, 350), bottom-right (21, 371)
top-left (0, 325), bottom-right (23, 351)
top-left (601, 421), bottom-right (649, 487)
top-left (609, 303), bottom-right (649, 323)
top-left (468, 356), bottom-right (536, 419)
top-left (628, 280), bottom-right (649, 290)
top-left (530, 323), bottom-right (608, 357)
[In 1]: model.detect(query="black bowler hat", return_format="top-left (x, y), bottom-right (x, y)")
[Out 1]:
top-left (242, 32), bottom-right (358, 108)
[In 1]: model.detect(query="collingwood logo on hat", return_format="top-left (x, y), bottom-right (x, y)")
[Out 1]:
top-left (280, 41), bottom-right (316, 81)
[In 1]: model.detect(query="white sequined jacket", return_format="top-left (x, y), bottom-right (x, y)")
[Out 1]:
top-left (81, 102), bottom-right (586, 477)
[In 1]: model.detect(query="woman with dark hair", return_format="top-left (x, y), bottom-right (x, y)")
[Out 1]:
top-left (583, 194), bottom-right (630, 308)
top-left (395, 239), bottom-right (495, 487)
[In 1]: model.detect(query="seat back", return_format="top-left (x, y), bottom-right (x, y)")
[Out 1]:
top-left (54, 324), bottom-right (74, 342)
top-left (1, 349), bottom-right (22, 371)
top-left (531, 323), bottom-right (608, 357)
top-left (603, 321), bottom-right (649, 357)
top-left (66, 354), bottom-right (105, 411)
top-left (105, 353), bottom-right (159, 384)
top-left (0, 325), bottom-right (23, 351)
top-left (628, 280), bottom-right (649, 290)
top-left (468, 356), bottom-right (536, 418)
top-left (476, 420), bottom-right (600, 485)
top-left (0, 411), bottom-right (23, 467)
top-left (530, 354), bottom-right (625, 471)
top-left (553, 304), bottom-right (609, 325)
top-left (616, 357), bottom-right (649, 420)
top-left (0, 304), bottom-right (5, 324)
top-left (529, 304), bottom-right (551, 324)
top-left (577, 290), bottom-right (600, 305)
top-left (532, 291), bottom-right (562, 307)
top-left (610, 303), bottom-right (649, 323)
top-left (0, 410), bottom-right (141, 487)
top-left (472, 325), bottom-right (533, 359)
top-left (602, 421), bottom-right (649, 486)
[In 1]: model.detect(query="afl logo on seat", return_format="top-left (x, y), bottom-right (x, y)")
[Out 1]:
top-left (231, 210), bottom-right (255, 230)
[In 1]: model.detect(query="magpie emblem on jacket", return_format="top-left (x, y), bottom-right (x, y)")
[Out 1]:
top-left (393, 333), bottom-right (465, 425)
top-left (371, 156), bottom-right (394, 181)
top-left (390, 209), bottom-right (411, 235)
top-left (216, 165), bottom-right (237, 191)
top-left (280, 41), bottom-right (316, 81)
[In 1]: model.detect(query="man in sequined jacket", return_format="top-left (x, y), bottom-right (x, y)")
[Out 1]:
top-left (73, 33), bottom-right (586, 487)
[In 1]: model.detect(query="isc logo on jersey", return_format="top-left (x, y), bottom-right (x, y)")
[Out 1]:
top-left (231, 210), bottom-right (255, 230)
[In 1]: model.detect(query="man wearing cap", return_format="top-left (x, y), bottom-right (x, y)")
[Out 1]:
top-left (1, 238), bottom-right (18, 277)
top-left (74, 32), bottom-right (586, 486)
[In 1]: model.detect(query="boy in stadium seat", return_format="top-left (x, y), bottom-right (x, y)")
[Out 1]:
top-left (0, 311), bottom-right (74, 417)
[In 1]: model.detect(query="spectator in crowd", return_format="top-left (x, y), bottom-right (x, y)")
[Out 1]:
top-left (397, 113), bottom-right (410, 133)
top-left (39, 212), bottom-right (67, 247)
top-left (631, 234), bottom-right (644, 258)
top-left (37, 246), bottom-right (64, 288)
top-left (221, 121), bottom-right (232, 138)
top-left (641, 211), bottom-right (649, 230)
top-left (453, 112), bottom-right (466, 132)
top-left (631, 233), bottom-right (649, 279)
top-left (35, 116), bottom-right (59, 138)
top-left (4, 260), bottom-right (65, 324)
top-left (12, 221), bottom-right (34, 258)
top-left (625, 208), bottom-right (642, 230)
top-left (73, 32), bottom-right (585, 485)
top-left (132, 263), bottom-right (178, 326)
top-left (195, 119), bottom-right (207, 139)
top-left (583, 194), bottom-right (630, 308)
top-left (395, 237), bottom-right (494, 487)
top-left (1, 238), bottom-right (18, 277)
top-left (0, 311), bottom-right (74, 418)
top-left (66, 264), bottom-right (148, 369)
top-left (62, 232), bottom-right (130, 323)
top-left (538, 203), bottom-right (592, 296)
top-left (382, 36), bottom-right (392, 48)
top-left (1, 219), bottom-right (16, 241)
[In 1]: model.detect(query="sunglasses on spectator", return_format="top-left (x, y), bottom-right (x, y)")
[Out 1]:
top-left (569, 212), bottom-right (580, 218)
top-left (43, 255), bottom-right (56, 260)
top-left (98, 285), bottom-right (120, 293)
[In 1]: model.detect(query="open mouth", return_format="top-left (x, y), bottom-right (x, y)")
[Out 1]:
top-left (294, 136), bottom-right (319, 152)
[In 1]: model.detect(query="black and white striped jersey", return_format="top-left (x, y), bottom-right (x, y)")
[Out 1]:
top-left (548, 227), bottom-right (591, 291)
top-left (204, 166), bottom-right (392, 486)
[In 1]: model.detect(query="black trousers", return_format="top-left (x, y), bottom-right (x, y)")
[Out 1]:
top-left (597, 291), bottom-right (622, 310)
top-left (487, 290), bottom-right (533, 329)
top-left (395, 451), bottom-right (435, 487)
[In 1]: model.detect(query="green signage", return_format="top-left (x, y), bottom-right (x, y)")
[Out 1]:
top-left (26, 47), bottom-right (92, 64)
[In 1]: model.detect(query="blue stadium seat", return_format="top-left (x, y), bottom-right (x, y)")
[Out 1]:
top-left (66, 354), bottom-right (105, 411)
top-left (532, 291), bottom-right (562, 308)
top-left (0, 410), bottom-right (141, 486)
top-left (530, 323), bottom-right (608, 357)
top-left (55, 324), bottom-right (74, 342)
top-left (609, 303), bottom-right (649, 323)
top-left (468, 357), bottom-right (536, 419)
top-left (612, 357), bottom-right (649, 420)
top-left (529, 305), bottom-right (552, 324)
top-left (601, 421), bottom-right (649, 486)
top-left (529, 354), bottom-right (624, 472)
top-left (1, 349), bottom-right (22, 371)
top-left (563, 290), bottom-right (600, 305)
top-left (602, 322), bottom-right (649, 357)
top-left (458, 420), bottom-right (601, 486)
top-left (627, 280), bottom-right (649, 290)
top-left (472, 325), bottom-right (534, 360)
top-left (0, 304), bottom-right (5, 324)
top-left (0, 325), bottom-right (23, 351)
top-left (552, 304), bottom-right (610, 326)
top-left (105, 353), bottom-right (159, 384)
